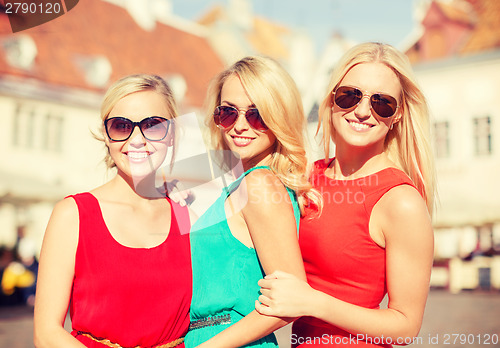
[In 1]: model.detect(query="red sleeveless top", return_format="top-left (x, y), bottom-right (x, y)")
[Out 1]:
top-left (68, 192), bottom-right (191, 348)
top-left (293, 159), bottom-right (417, 347)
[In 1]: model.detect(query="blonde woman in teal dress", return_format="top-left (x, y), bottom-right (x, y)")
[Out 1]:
top-left (185, 56), bottom-right (321, 347)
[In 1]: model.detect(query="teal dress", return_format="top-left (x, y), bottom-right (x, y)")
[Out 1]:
top-left (185, 166), bottom-right (300, 348)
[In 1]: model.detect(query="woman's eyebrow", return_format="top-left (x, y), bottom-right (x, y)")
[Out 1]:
top-left (221, 100), bottom-right (256, 108)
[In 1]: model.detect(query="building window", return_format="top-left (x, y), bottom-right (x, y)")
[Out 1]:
top-left (43, 114), bottom-right (63, 152)
top-left (12, 104), bottom-right (35, 149)
top-left (12, 103), bottom-right (63, 153)
top-left (473, 116), bottom-right (492, 156)
top-left (434, 121), bottom-right (450, 158)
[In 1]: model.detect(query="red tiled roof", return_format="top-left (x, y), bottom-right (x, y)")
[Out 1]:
top-left (246, 17), bottom-right (290, 60)
top-left (197, 5), bottom-right (291, 61)
top-left (434, 1), bottom-right (475, 25)
top-left (197, 5), bottom-right (224, 27)
top-left (0, 0), bottom-right (224, 108)
top-left (406, 0), bottom-right (500, 63)
top-left (460, 0), bottom-right (500, 53)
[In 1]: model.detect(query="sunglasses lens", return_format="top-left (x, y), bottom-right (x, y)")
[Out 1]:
top-left (334, 87), bottom-right (398, 118)
top-left (245, 108), bottom-right (268, 131)
top-left (106, 117), bottom-right (133, 141)
top-left (105, 117), bottom-right (170, 141)
top-left (215, 106), bottom-right (238, 129)
top-left (214, 106), bottom-right (267, 131)
top-left (370, 94), bottom-right (398, 118)
top-left (334, 86), bottom-right (362, 109)
top-left (141, 117), bottom-right (170, 141)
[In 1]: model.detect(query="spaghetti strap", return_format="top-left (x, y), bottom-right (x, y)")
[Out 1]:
top-left (225, 165), bottom-right (272, 195)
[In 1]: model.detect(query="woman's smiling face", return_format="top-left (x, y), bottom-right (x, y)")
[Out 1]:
top-left (219, 74), bottom-right (276, 170)
top-left (331, 62), bottom-right (402, 151)
top-left (105, 90), bottom-right (173, 181)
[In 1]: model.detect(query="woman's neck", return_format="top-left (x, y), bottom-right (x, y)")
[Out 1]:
top-left (110, 170), bottom-right (164, 203)
top-left (329, 143), bottom-right (390, 180)
top-left (241, 152), bottom-right (273, 172)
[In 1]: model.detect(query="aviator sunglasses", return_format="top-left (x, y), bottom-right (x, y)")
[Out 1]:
top-left (104, 116), bottom-right (171, 142)
top-left (214, 105), bottom-right (268, 132)
top-left (332, 86), bottom-right (399, 118)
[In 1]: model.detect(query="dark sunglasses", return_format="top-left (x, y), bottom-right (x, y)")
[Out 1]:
top-left (104, 116), bottom-right (171, 142)
top-left (332, 86), bottom-right (399, 118)
top-left (214, 105), bottom-right (268, 132)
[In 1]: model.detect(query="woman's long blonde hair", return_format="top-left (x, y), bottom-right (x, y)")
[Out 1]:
top-left (318, 42), bottom-right (436, 214)
top-left (205, 56), bottom-right (322, 216)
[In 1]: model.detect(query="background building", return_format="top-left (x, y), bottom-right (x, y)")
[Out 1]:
top-left (404, 0), bottom-right (500, 292)
top-left (0, 0), bottom-right (224, 260)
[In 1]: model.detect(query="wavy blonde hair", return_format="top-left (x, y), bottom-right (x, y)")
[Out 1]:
top-left (96, 74), bottom-right (178, 169)
top-left (318, 42), bottom-right (436, 214)
top-left (205, 56), bottom-right (322, 216)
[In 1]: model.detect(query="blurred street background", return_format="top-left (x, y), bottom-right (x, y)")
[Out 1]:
top-left (1, 0), bottom-right (499, 347)
top-left (1, 290), bottom-right (499, 347)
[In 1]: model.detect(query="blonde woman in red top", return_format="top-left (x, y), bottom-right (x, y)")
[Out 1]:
top-left (34, 74), bottom-right (191, 348)
top-left (257, 42), bottom-right (435, 347)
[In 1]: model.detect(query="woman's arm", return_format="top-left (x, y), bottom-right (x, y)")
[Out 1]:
top-left (34, 198), bottom-right (86, 348)
top-left (257, 185), bottom-right (434, 344)
top-left (197, 170), bottom-right (306, 347)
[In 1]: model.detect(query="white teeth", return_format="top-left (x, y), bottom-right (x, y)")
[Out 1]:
top-left (127, 152), bottom-right (149, 159)
top-left (233, 136), bottom-right (252, 146)
top-left (349, 120), bottom-right (371, 131)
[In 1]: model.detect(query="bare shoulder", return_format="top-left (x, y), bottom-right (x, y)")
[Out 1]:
top-left (43, 197), bottom-right (80, 245)
top-left (243, 168), bottom-right (288, 194)
top-left (51, 197), bottom-right (79, 222)
top-left (241, 169), bottom-right (291, 210)
top-left (378, 184), bottom-right (428, 217)
top-left (375, 184), bottom-right (432, 241)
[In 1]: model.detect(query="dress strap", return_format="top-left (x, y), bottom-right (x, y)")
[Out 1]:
top-left (65, 193), bottom-right (109, 249)
top-left (224, 166), bottom-right (301, 234)
top-left (245, 165), bottom-right (272, 172)
top-left (362, 168), bottom-right (418, 216)
top-left (225, 165), bottom-right (272, 196)
top-left (67, 192), bottom-right (102, 231)
top-left (168, 197), bottom-right (191, 236)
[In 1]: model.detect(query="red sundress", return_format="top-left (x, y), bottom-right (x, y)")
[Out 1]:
top-left (68, 192), bottom-right (191, 348)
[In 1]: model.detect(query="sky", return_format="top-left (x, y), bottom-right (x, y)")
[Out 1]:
top-left (171, 0), bottom-right (418, 52)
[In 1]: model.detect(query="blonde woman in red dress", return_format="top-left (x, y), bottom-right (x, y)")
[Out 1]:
top-left (257, 42), bottom-right (436, 347)
top-left (34, 74), bottom-right (191, 348)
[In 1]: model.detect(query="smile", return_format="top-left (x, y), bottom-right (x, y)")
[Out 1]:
top-left (125, 152), bottom-right (151, 159)
top-left (231, 135), bottom-right (254, 146)
top-left (346, 119), bottom-right (373, 131)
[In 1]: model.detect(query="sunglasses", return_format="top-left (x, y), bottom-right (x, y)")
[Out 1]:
top-left (104, 116), bottom-right (171, 142)
top-left (332, 86), bottom-right (399, 118)
top-left (214, 105), bottom-right (268, 132)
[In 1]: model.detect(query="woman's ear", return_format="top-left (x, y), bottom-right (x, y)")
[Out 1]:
top-left (166, 124), bottom-right (175, 147)
top-left (103, 125), bottom-right (110, 147)
top-left (392, 108), bottom-right (403, 126)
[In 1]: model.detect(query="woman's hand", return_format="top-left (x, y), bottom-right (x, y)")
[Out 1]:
top-left (164, 179), bottom-right (195, 206)
top-left (256, 270), bottom-right (314, 318)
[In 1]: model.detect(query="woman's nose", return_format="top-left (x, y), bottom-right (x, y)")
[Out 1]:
top-left (354, 95), bottom-right (372, 119)
top-left (232, 111), bottom-right (250, 132)
top-left (128, 126), bottom-right (147, 146)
